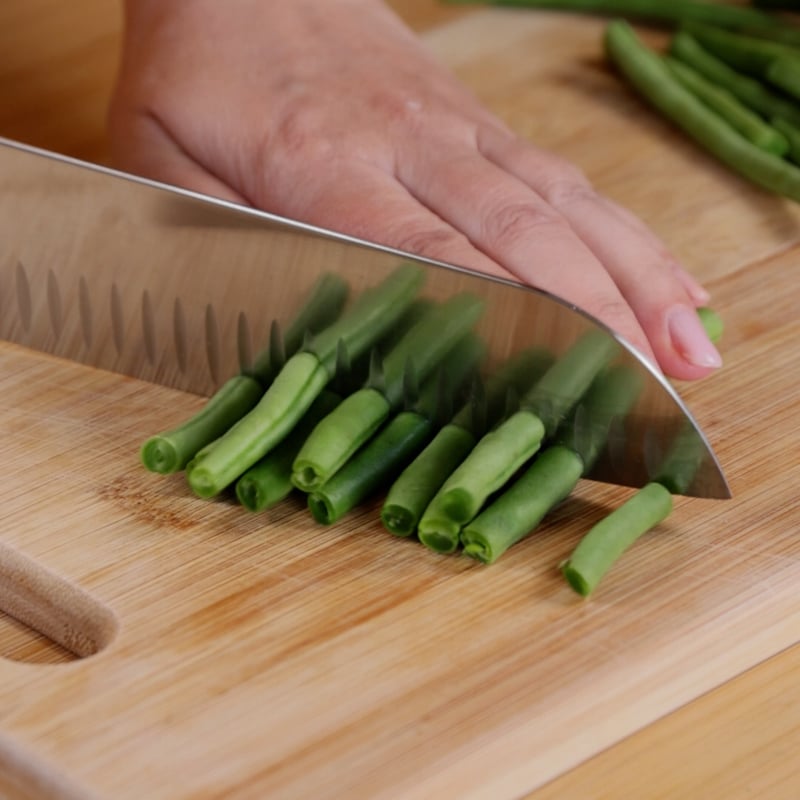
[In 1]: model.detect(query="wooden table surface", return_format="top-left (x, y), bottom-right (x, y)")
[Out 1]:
top-left (1, 2), bottom-right (799, 798)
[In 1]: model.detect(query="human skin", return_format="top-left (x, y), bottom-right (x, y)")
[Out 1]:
top-left (108, 0), bottom-right (721, 380)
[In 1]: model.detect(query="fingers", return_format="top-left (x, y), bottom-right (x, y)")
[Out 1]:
top-left (108, 110), bottom-right (249, 205)
top-left (394, 132), bottom-right (668, 370)
top-left (473, 127), bottom-right (720, 379)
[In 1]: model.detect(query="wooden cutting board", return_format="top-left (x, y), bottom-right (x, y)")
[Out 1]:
top-left (2, 9), bottom-right (800, 800)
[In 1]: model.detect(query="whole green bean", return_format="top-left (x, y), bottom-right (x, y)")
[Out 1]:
top-left (669, 31), bottom-right (800, 129)
top-left (771, 115), bottom-right (800, 164)
top-left (606, 20), bottom-right (800, 203)
top-left (684, 21), bottom-right (800, 77)
top-left (445, 0), bottom-right (786, 33)
top-left (766, 55), bottom-right (800, 100)
top-left (665, 57), bottom-right (788, 155)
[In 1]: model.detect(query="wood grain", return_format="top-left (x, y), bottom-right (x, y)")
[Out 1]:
top-left (2, 2), bottom-right (800, 799)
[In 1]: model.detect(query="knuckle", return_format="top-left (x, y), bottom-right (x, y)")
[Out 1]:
top-left (482, 201), bottom-right (568, 247)
top-left (389, 226), bottom-right (466, 259)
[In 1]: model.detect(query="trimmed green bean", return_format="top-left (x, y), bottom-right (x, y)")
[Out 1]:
top-left (462, 445), bottom-right (584, 564)
top-left (380, 348), bottom-right (553, 538)
top-left (696, 306), bottom-right (724, 344)
top-left (308, 411), bottom-right (435, 525)
top-left (606, 20), bottom-right (800, 203)
top-left (561, 482), bottom-right (673, 596)
top-left (417, 409), bottom-right (546, 553)
top-left (141, 375), bottom-right (263, 474)
top-left (665, 57), bottom-right (789, 155)
top-left (185, 267), bottom-right (423, 498)
top-left (669, 31), bottom-right (800, 128)
top-left (235, 390), bottom-right (341, 512)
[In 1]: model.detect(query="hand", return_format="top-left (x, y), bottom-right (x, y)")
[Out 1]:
top-left (108, 0), bottom-right (721, 380)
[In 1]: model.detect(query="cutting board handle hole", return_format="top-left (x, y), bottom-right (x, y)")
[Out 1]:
top-left (0, 541), bottom-right (118, 665)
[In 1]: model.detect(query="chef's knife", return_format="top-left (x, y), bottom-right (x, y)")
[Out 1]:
top-left (0, 137), bottom-right (730, 498)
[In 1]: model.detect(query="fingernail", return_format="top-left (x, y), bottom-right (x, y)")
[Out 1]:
top-left (667, 305), bottom-right (723, 368)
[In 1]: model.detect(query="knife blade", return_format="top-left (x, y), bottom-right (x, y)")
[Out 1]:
top-left (0, 136), bottom-right (730, 498)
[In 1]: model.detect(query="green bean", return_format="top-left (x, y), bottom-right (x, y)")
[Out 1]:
top-left (766, 55), bottom-right (800, 100)
top-left (771, 115), bottom-right (800, 163)
top-left (669, 31), bottom-right (800, 129)
top-left (235, 390), bottom-right (341, 512)
top-left (141, 375), bottom-right (263, 474)
top-left (380, 348), bottom-right (554, 538)
top-left (461, 364), bottom-right (643, 563)
top-left (445, 0), bottom-right (786, 33)
top-left (291, 293), bottom-right (484, 492)
top-left (185, 265), bottom-right (424, 498)
top-left (561, 482), bottom-right (673, 596)
top-left (695, 306), bottom-right (724, 344)
top-left (664, 57), bottom-right (788, 155)
top-left (462, 446), bottom-right (584, 563)
top-left (247, 272), bottom-right (349, 385)
top-left (606, 20), bottom-right (800, 203)
top-left (683, 21), bottom-right (800, 77)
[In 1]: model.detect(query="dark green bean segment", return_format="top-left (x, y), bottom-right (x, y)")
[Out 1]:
top-left (766, 56), bottom-right (800, 100)
top-left (665, 57), bottom-right (788, 155)
top-left (235, 391), bottom-right (341, 512)
top-left (141, 375), bottom-right (263, 474)
top-left (561, 482), bottom-right (673, 597)
top-left (462, 445), bottom-right (584, 564)
top-left (683, 21), bottom-right (800, 77)
top-left (606, 20), bottom-right (800, 203)
top-left (308, 412), bottom-right (435, 525)
top-left (247, 272), bottom-right (349, 386)
top-left (670, 31), bottom-right (800, 128)
top-left (445, 0), bottom-right (786, 33)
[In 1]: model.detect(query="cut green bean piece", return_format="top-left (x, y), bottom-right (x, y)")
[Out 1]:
top-left (417, 409), bottom-right (546, 553)
top-left (670, 32), bottom-right (800, 129)
top-left (665, 57), bottom-right (789, 155)
top-left (461, 364), bottom-right (643, 563)
top-left (562, 482), bottom-right (673, 597)
top-left (248, 272), bottom-right (349, 385)
top-left (607, 21), bottom-right (800, 203)
top-left (766, 56), bottom-right (800, 101)
top-left (462, 445), bottom-right (584, 564)
top-left (309, 411), bottom-right (435, 525)
top-left (141, 375), bottom-right (263, 474)
top-left (187, 351), bottom-right (329, 498)
top-left (381, 424), bottom-right (476, 537)
top-left (235, 391), bottom-right (341, 512)
top-left (696, 306), bottom-right (724, 343)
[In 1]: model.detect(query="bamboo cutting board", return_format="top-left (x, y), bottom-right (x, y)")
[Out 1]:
top-left (2, 9), bottom-right (800, 800)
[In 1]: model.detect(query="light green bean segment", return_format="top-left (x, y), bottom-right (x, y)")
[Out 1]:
top-left (562, 482), bottom-right (673, 597)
